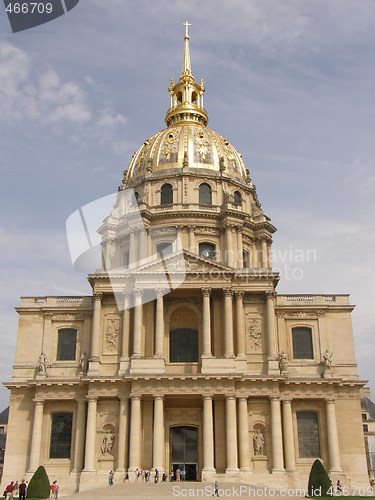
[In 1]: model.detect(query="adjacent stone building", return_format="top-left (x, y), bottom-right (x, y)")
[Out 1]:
top-left (1, 27), bottom-right (370, 494)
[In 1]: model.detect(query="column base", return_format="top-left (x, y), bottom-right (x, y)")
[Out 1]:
top-left (201, 357), bottom-right (236, 374)
top-left (224, 353), bottom-right (236, 359)
top-left (226, 467), bottom-right (240, 474)
top-left (329, 468), bottom-right (343, 473)
top-left (268, 357), bottom-right (279, 375)
top-left (201, 353), bottom-right (213, 359)
top-left (79, 470), bottom-right (97, 492)
top-left (88, 358), bottom-right (100, 375)
top-left (272, 468), bottom-right (286, 474)
top-left (130, 357), bottom-right (165, 374)
top-left (118, 357), bottom-right (130, 375)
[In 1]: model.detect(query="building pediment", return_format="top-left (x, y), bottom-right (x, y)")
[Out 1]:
top-left (132, 250), bottom-right (232, 276)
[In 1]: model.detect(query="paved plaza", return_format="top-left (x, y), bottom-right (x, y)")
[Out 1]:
top-left (60, 481), bottom-right (307, 499)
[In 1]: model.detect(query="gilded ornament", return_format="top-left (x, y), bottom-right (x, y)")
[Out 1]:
top-left (194, 128), bottom-right (209, 159)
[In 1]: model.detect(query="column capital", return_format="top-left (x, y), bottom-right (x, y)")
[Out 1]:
top-left (223, 287), bottom-right (233, 298)
top-left (44, 312), bottom-right (53, 320)
top-left (265, 291), bottom-right (277, 300)
top-left (154, 394), bottom-right (164, 401)
top-left (234, 290), bottom-right (244, 300)
top-left (202, 287), bottom-right (212, 297)
top-left (130, 394), bottom-right (142, 401)
top-left (202, 395), bottom-right (213, 401)
top-left (133, 289), bottom-right (144, 298)
top-left (188, 225), bottom-right (196, 231)
top-left (86, 395), bottom-right (98, 403)
top-left (236, 226), bottom-right (243, 234)
top-left (75, 396), bottom-right (87, 404)
top-left (282, 398), bottom-right (293, 404)
top-left (237, 396), bottom-right (248, 402)
top-left (269, 395), bottom-right (280, 402)
top-left (225, 394), bottom-right (236, 401)
top-left (93, 291), bottom-right (103, 302)
top-left (325, 397), bottom-right (336, 404)
top-left (155, 288), bottom-right (166, 297)
top-left (119, 395), bottom-right (130, 403)
top-left (33, 398), bottom-right (45, 405)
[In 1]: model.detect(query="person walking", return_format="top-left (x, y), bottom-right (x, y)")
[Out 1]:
top-left (49, 481), bottom-right (57, 500)
top-left (18, 480), bottom-right (27, 500)
top-left (108, 470), bottom-right (114, 486)
top-left (4, 481), bottom-right (15, 500)
top-left (214, 480), bottom-right (220, 497)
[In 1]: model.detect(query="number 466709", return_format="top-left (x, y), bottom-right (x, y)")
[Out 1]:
top-left (6, 3), bottom-right (53, 14)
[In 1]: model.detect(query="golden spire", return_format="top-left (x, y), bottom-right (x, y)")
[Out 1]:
top-left (181, 21), bottom-right (192, 77)
top-left (165, 22), bottom-right (208, 127)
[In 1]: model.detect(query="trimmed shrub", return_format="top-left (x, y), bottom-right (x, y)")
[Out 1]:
top-left (27, 465), bottom-right (50, 499)
top-left (308, 459), bottom-right (332, 497)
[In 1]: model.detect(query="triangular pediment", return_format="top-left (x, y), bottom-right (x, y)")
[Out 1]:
top-left (131, 250), bottom-right (232, 275)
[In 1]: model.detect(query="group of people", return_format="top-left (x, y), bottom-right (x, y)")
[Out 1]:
top-left (170, 467), bottom-right (186, 481)
top-left (3, 478), bottom-right (59, 500)
top-left (4, 480), bottom-right (27, 500)
top-left (132, 467), bottom-right (167, 483)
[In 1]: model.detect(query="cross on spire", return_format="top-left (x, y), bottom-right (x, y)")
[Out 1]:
top-left (183, 20), bottom-right (191, 38)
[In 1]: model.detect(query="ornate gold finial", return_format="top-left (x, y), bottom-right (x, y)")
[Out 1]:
top-left (165, 23), bottom-right (208, 127)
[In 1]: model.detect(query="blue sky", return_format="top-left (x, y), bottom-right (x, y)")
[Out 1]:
top-left (0, 0), bottom-right (374, 409)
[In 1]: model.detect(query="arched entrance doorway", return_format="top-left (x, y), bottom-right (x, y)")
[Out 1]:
top-left (171, 426), bottom-right (198, 481)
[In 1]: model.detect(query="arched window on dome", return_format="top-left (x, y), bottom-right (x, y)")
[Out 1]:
top-left (199, 242), bottom-right (215, 261)
top-left (157, 242), bottom-right (173, 257)
top-left (199, 183), bottom-right (212, 205)
top-left (176, 91), bottom-right (183, 104)
top-left (161, 183), bottom-right (173, 206)
top-left (234, 191), bottom-right (242, 206)
top-left (191, 91), bottom-right (198, 104)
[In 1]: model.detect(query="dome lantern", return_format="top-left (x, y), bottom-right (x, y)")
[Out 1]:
top-left (165, 21), bottom-right (208, 127)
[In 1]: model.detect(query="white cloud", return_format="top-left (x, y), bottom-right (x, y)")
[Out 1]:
top-left (0, 42), bottom-right (125, 137)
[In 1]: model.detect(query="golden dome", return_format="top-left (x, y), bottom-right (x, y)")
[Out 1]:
top-left (127, 124), bottom-right (247, 180)
top-left (125, 21), bottom-right (248, 183)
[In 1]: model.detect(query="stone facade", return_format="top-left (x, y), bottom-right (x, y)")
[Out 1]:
top-left (1, 28), bottom-right (370, 495)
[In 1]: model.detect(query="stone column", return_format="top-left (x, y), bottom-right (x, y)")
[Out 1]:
top-left (237, 228), bottom-right (243, 268)
top-left (132, 290), bottom-right (143, 358)
top-left (203, 396), bottom-right (215, 471)
top-left (235, 291), bottom-right (246, 359)
top-left (155, 290), bottom-right (165, 358)
top-left (28, 399), bottom-right (44, 473)
top-left (282, 399), bottom-right (295, 472)
top-left (120, 294), bottom-right (130, 361)
top-left (238, 397), bottom-right (251, 471)
top-left (152, 396), bottom-right (164, 471)
top-left (117, 396), bottom-right (129, 472)
top-left (267, 241), bottom-right (273, 268)
top-left (325, 399), bottom-right (342, 472)
top-left (225, 396), bottom-right (239, 471)
top-left (128, 395), bottom-right (142, 472)
top-left (89, 291), bottom-right (103, 374)
top-left (270, 397), bottom-right (285, 472)
top-left (83, 396), bottom-right (97, 472)
top-left (225, 225), bottom-right (234, 267)
top-left (129, 229), bottom-right (137, 266)
top-left (188, 225), bottom-right (196, 253)
top-left (202, 288), bottom-right (212, 357)
top-left (266, 292), bottom-right (277, 372)
top-left (73, 398), bottom-right (87, 472)
top-left (250, 239), bottom-right (257, 268)
top-left (223, 288), bottom-right (234, 358)
top-left (261, 238), bottom-right (267, 268)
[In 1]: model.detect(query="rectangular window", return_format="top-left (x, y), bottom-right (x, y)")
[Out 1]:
top-left (292, 327), bottom-right (313, 359)
top-left (57, 329), bottom-right (77, 361)
top-left (297, 412), bottom-right (321, 458)
top-left (49, 412), bottom-right (73, 459)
